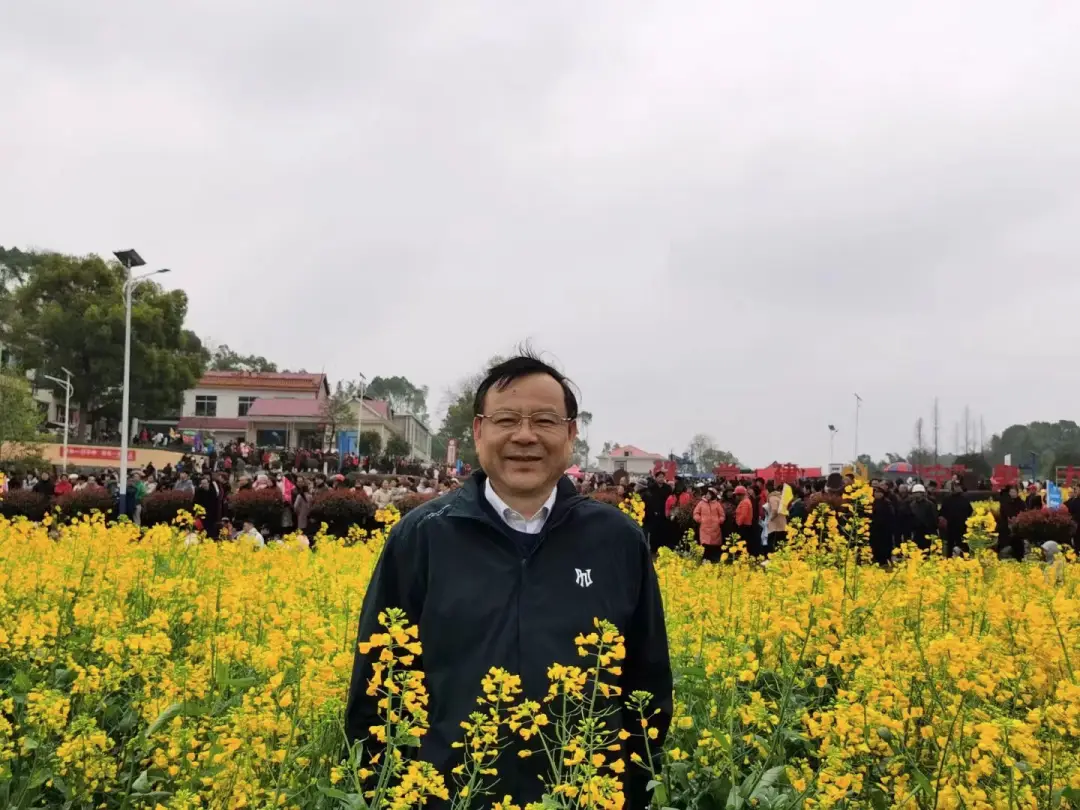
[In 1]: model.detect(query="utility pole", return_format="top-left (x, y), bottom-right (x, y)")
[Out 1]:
top-left (963, 406), bottom-right (971, 454)
top-left (853, 393), bottom-right (862, 463)
top-left (953, 423), bottom-right (960, 456)
top-left (980, 416), bottom-right (986, 453)
top-left (914, 417), bottom-right (925, 462)
top-left (932, 398), bottom-right (940, 465)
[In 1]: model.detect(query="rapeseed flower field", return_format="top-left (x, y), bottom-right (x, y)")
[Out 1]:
top-left (2, 495), bottom-right (1080, 809)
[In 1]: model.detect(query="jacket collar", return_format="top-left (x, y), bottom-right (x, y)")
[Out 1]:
top-left (449, 470), bottom-right (584, 526)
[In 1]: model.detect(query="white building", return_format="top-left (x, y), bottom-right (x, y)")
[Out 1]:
top-left (341, 399), bottom-right (433, 461)
top-left (178, 370), bottom-right (434, 458)
top-left (178, 371), bottom-right (329, 446)
top-left (596, 444), bottom-right (666, 476)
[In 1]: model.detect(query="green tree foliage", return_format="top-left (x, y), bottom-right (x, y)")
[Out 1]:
top-left (575, 411), bottom-right (593, 468)
top-left (385, 435), bottom-right (411, 458)
top-left (434, 357), bottom-right (505, 469)
top-left (357, 430), bottom-right (383, 457)
top-left (990, 421), bottom-right (1080, 478)
top-left (856, 454), bottom-right (883, 476)
top-left (5, 252), bottom-right (208, 426)
top-left (366, 376), bottom-right (430, 424)
top-left (209, 343), bottom-right (278, 373)
top-left (953, 452), bottom-right (992, 478)
top-left (687, 433), bottom-right (742, 471)
top-left (0, 372), bottom-right (44, 460)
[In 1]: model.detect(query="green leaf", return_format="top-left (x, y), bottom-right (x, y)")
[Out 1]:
top-left (132, 770), bottom-right (152, 793)
top-left (316, 782), bottom-right (348, 800)
top-left (227, 676), bottom-right (257, 691)
top-left (12, 669), bottom-right (32, 694)
top-left (749, 766), bottom-right (787, 800)
top-left (647, 780), bottom-right (669, 806)
top-left (28, 768), bottom-right (51, 789)
top-left (869, 787), bottom-right (890, 810)
top-left (145, 701), bottom-right (184, 738)
top-left (117, 707), bottom-right (140, 734)
top-left (21, 736), bottom-right (40, 751)
top-left (51, 775), bottom-right (71, 799)
top-left (912, 767), bottom-right (933, 797)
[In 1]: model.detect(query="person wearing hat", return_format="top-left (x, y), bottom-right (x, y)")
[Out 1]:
top-left (693, 487), bottom-right (726, 562)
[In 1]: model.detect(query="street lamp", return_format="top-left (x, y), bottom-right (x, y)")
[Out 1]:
top-left (355, 372), bottom-right (367, 464)
top-left (828, 424), bottom-right (839, 467)
top-left (43, 368), bottom-right (74, 475)
top-left (853, 393), bottom-right (863, 464)
top-left (114, 248), bottom-right (169, 517)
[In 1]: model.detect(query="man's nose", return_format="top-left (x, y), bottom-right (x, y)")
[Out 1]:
top-left (509, 419), bottom-right (541, 442)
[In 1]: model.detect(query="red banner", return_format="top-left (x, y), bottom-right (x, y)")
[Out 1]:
top-left (713, 464), bottom-right (742, 480)
top-left (992, 465), bottom-right (1020, 491)
top-left (915, 465), bottom-right (967, 485)
top-left (59, 446), bottom-right (136, 462)
top-left (651, 460), bottom-right (677, 480)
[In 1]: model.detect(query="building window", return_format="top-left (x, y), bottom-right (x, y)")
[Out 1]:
top-left (194, 395), bottom-right (217, 417)
top-left (238, 396), bottom-right (257, 417)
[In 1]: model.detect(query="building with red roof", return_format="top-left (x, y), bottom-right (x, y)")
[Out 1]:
top-left (596, 443), bottom-right (667, 475)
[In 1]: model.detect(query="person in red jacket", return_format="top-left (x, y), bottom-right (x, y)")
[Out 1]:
top-left (53, 474), bottom-right (74, 496)
top-left (664, 481), bottom-right (693, 517)
top-left (693, 488), bottom-right (726, 562)
top-left (734, 485), bottom-right (755, 551)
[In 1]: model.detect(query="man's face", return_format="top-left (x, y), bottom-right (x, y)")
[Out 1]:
top-left (655, 473), bottom-right (666, 487)
top-left (473, 373), bottom-right (576, 499)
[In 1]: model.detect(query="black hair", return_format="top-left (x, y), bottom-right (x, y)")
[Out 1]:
top-left (472, 351), bottom-right (579, 419)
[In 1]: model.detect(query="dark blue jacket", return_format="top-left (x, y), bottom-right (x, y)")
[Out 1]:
top-left (346, 471), bottom-right (672, 808)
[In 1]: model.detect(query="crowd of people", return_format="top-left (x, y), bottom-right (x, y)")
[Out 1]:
top-left (7, 443), bottom-right (1078, 566)
top-left (3, 439), bottom-right (461, 544)
top-left (574, 468), bottom-right (1078, 565)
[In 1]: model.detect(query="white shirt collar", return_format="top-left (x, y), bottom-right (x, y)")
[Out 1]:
top-left (485, 479), bottom-right (558, 535)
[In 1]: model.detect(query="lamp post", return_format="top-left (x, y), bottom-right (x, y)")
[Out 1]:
top-left (828, 424), bottom-right (838, 468)
top-left (853, 393), bottom-right (863, 464)
top-left (355, 372), bottom-right (367, 465)
top-left (114, 249), bottom-right (170, 517)
top-left (43, 368), bottom-right (74, 474)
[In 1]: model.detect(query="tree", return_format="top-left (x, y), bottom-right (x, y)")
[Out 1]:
top-left (990, 420), bottom-right (1080, 478)
top-left (699, 448), bottom-right (742, 470)
top-left (357, 431), bottom-right (383, 457)
top-left (386, 435), bottom-right (411, 458)
top-left (576, 411), bottom-right (593, 469)
top-left (687, 433), bottom-right (715, 463)
top-left (686, 433), bottom-right (743, 471)
top-left (5, 252), bottom-right (208, 429)
top-left (954, 452), bottom-right (992, 479)
top-left (320, 382), bottom-right (355, 447)
top-left (570, 437), bottom-right (589, 468)
top-left (0, 371), bottom-right (43, 461)
top-left (434, 357), bottom-right (504, 469)
top-left (855, 455), bottom-right (883, 476)
top-left (366, 376), bottom-right (430, 424)
top-left (600, 441), bottom-right (614, 457)
top-left (208, 343), bottom-right (278, 373)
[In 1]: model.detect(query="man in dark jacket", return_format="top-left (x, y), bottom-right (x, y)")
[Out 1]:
top-left (641, 470), bottom-right (673, 553)
top-left (940, 483), bottom-right (973, 554)
top-left (908, 484), bottom-right (938, 550)
top-left (346, 354), bottom-right (672, 809)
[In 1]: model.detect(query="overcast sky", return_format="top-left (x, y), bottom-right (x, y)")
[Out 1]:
top-left (3, 1), bottom-right (1079, 467)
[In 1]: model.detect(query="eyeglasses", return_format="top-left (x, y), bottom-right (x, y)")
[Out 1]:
top-left (478, 410), bottom-right (572, 432)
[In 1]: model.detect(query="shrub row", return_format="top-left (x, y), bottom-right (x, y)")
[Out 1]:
top-left (0, 488), bottom-right (115, 523)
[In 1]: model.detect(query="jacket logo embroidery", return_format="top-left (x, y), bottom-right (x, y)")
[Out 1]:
top-left (575, 568), bottom-right (593, 588)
